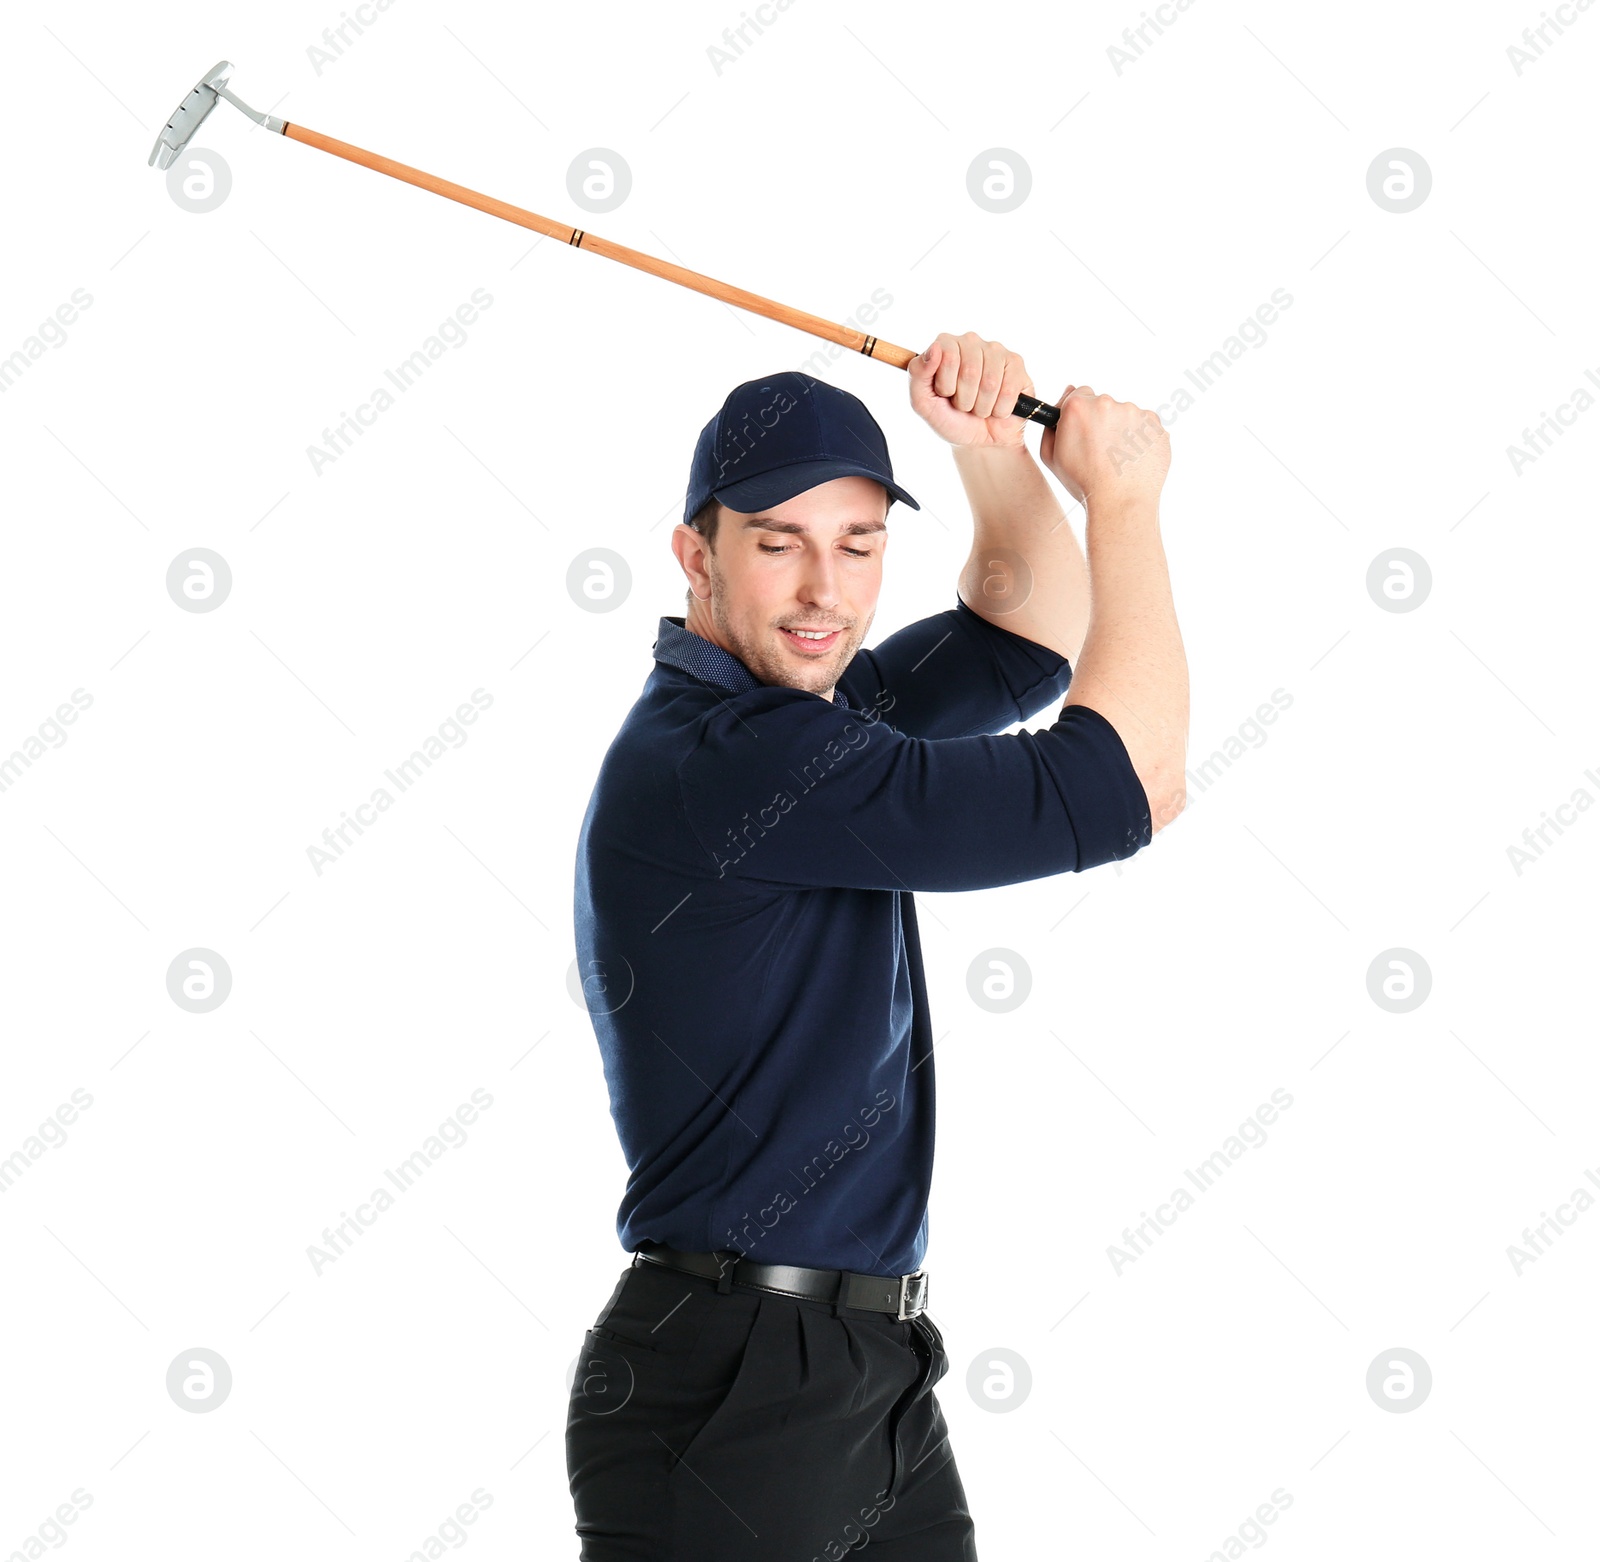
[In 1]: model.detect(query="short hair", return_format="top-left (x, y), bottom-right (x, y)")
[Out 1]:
top-left (686, 495), bottom-right (722, 549)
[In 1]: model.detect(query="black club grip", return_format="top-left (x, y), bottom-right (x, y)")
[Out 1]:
top-left (1011, 392), bottom-right (1060, 429)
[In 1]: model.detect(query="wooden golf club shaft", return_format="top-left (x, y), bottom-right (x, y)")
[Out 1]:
top-left (280, 121), bottom-right (1060, 429)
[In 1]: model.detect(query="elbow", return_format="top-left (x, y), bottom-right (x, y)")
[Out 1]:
top-left (1144, 767), bottom-right (1187, 835)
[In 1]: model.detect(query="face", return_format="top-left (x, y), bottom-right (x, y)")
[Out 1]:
top-left (674, 475), bottom-right (889, 698)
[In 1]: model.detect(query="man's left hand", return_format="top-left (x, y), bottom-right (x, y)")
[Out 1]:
top-left (908, 331), bottom-right (1036, 448)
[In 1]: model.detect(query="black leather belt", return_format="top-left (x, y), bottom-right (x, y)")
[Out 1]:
top-left (634, 1240), bottom-right (929, 1320)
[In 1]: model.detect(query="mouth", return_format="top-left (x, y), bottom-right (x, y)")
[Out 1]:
top-left (777, 625), bottom-right (845, 656)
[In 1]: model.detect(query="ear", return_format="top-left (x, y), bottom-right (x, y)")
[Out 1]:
top-left (672, 523), bottom-right (713, 602)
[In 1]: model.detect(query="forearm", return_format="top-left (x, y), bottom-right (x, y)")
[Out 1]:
top-left (1062, 499), bottom-right (1188, 831)
top-left (951, 443), bottom-right (1090, 664)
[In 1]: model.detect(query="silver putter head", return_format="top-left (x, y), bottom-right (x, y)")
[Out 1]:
top-left (149, 61), bottom-right (233, 170)
top-left (148, 61), bottom-right (284, 169)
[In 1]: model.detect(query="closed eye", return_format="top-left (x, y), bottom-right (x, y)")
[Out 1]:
top-left (758, 543), bottom-right (875, 557)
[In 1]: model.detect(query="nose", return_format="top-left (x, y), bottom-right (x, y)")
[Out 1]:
top-left (795, 550), bottom-right (843, 615)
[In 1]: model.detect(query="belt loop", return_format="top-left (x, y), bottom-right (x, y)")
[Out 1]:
top-left (715, 1252), bottom-right (738, 1295)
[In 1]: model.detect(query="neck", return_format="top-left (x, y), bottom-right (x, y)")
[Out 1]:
top-left (682, 595), bottom-right (728, 652)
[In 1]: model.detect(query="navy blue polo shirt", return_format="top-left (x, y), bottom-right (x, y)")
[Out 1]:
top-left (573, 598), bottom-right (1151, 1277)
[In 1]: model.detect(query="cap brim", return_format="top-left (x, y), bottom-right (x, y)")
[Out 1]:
top-left (714, 457), bottom-right (920, 514)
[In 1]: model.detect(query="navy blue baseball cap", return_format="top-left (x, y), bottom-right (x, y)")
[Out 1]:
top-left (684, 371), bottom-right (920, 525)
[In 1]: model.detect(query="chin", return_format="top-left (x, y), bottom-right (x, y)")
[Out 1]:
top-left (740, 626), bottom-right (859, 694)
top-left (761, 656), bottom-right (836, 696)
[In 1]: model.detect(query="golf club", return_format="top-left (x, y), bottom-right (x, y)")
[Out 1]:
top-left (149, 61), bottom-right (1062, 429)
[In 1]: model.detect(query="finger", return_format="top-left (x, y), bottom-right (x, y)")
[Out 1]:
top-left (907, 340), bottom-right (942, 399)
top-left (931, 332), bottom-right (963, 400)
top-left (952, 332), bottom-right (986, 414)
top-left (992, 354), bottom-right (1032, 423)
top-left (971, 342), bottom-right (1012, 421)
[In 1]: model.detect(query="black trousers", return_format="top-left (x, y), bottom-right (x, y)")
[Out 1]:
top-left (566, 1257), bottom-right (979, 1560)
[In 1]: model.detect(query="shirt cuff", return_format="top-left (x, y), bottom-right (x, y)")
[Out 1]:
top-left (951, 594), bottom-right (1074, 719)
top-left (1044, 703), bottom-right (1153, 867)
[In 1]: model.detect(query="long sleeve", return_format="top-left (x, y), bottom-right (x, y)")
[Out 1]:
top-left (835, 596), bottom-right (1075, 740)
top-left (676, 686), bottom-right (1151, 892)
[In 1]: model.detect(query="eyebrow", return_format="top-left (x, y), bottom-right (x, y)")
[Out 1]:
top-left (739, 516), bottom-right (888, 536)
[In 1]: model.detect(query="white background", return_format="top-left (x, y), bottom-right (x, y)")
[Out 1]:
top-left (2, 0), bottom-right (1596, 1557)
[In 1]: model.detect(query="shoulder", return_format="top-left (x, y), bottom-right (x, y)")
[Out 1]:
top-left (678, 682), bottom-right (902, 788)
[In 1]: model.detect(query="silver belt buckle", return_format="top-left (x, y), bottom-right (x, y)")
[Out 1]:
top-left (896, 1270), bottom-right (928, 1320)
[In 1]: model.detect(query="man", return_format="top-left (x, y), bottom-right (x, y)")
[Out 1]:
top-left (568, 332), bottom-right (1188, 1560)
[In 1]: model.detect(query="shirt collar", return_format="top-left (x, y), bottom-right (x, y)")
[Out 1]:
top-left (654, 617), bottom-right (850, 707)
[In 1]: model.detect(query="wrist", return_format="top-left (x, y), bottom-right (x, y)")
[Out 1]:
top-left (952, 438), bottom-right (1032, 462)
top-left (1085, 492), bottom-right (1160, 528)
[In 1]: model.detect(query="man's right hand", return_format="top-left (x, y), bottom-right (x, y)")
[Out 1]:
top-left (1039, 386), bottom-right (1171, 511)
